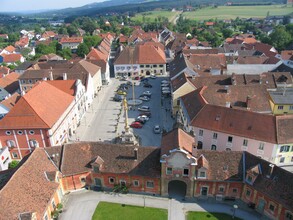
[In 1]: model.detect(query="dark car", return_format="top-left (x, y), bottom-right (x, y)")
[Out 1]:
top-left (113, 94), bottom-right (123, 102)
top-left (134, 76), bottom-right (140, 80)
top-left (143, 83), bottom-right (153, 88)
top-left (135, 118), bottom-right (146, 124)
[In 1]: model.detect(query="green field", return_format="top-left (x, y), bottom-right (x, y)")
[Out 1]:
top-left (183, 5), bottom-right (293, 20)
top-left (131, 10), bottom-right (178, 22)
top-left (92, 202), bottom-right (168, 220)
top-left (187, 211), bottom-right (243, 220)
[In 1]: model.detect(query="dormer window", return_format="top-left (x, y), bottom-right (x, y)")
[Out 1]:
top-left (166, 167), bottom-right (172, 175)
top-left (183, 168), bottom-right (189, 176)
top-left (93, 166), bottom-right (99, 173)
top-left (246, 175), bottom-right (253, 183)
top-left (198, 171), bottom-right (206, 179)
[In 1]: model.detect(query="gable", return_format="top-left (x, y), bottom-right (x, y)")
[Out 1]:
top-left (167, 151), bottom-right (192, 168)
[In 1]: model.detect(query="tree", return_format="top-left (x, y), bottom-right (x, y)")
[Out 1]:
top-left (84, 35), bottom-right (102, 49)
top-left (57, 48), bottom-right (72, 60)
top-left (9, 160), bottom-right (19, 169)
top-left (77, 43), bottom-right (89, 57)
top-left (222, 28), bottom-right (233, 39)
top-left (67, 25), bottom-right (78, 37)
top-left (269, 26), bottom-right (292, 51)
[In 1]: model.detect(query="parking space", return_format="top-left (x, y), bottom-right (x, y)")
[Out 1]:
top-left (118, 76), bottom-right (175, 147)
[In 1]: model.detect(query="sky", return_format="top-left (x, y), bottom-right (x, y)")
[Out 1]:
top-left (0, 0), bottom-right (104, 12)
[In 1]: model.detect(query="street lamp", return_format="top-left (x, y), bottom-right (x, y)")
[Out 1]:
top-left (232, 204), bottom-right (238, 219)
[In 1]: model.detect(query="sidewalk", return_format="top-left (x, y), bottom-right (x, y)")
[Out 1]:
top-left (60, 190), bottom-right (261, 220)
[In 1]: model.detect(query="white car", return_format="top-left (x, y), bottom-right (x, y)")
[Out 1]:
top-left (161, 80), bottom-right (169, 84)
top-left (138, 106), bottom-right (150, 111)
top-left (143, 91), bottom-right (152, 96)
top-left (162, 90), bottom-right (171, 94)
top-left (161, 87), bottom-right (170, 91)
top-left (150, 74), bottom-right (156, 79)
top-left (137, 115), bottom-right (149, 121)
top-left (153, 125), bottom-right (161, 134)
top-left (161, 83), bottom-right (169, 87)
top-left (139, 96), bottom-right (150, 101)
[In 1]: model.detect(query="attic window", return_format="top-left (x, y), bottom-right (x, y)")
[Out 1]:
top-left (223, 165), bottom-right (228, 171)
top-left (215, 115), bottom-right (220, 121)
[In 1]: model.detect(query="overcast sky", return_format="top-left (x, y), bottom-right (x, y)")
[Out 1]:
top-left (0, 0), bottom-right (104, 12)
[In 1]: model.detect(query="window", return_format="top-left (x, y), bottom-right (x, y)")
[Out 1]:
top-left (213, 133), bottom-right (218, 139)
top-left (199, 171), bottom-right (206, 178)
top-left (232, 188), bottom-right (238, 193)
top-left (259, 143), bottom-right (264, 150)
top-left (166, 167), bottom-right (172, 175)
top-left (133, 180), bottom-right (139, 187)
top-left (291, 156), bottom-right (293, 163)
top-left (228, 136), bottom-right (233, 143)
top-left (52, 200), bottom-right (56, 209)
top-left (80, 177), bottom-right (86, 183)
top-left (146, 65), bottom-right (150, 68)
top-left (17, 130), bottom-right (23, 135)
top-left (5, 131), bottom-right (11, 135)
top-left (44, 213), bottom-right (48, 220)
top-left (177, 100), bottom-right (180, 105)
top-left (247, 175), bottom-right (253, 183)
top-left (12, 152), bottom-right (18, 158)
top-left (197, 141), bottom-right (203, 149)
top-left (120, 180), bottom-right (126, 186)
top-left (199, 129), bottom-right (203, 136)
top-left (285, 211), bottom-right (293, 220)
top-left (29, 140), bottom-right (39, 148)
top-left (280, 145), bottom-right (290, 153)
top-left (93, 166), bottom-right (99, 173)
top-left (159, 65), bottom-right (164, 67)
top-left (211, 145), bottom-right (217, 150)
top-left (28, 79), bottom-right (32, 83)
top-left (109, 177), bottom-right (115, 184)
top-left (219, 187), bottom-right (224, 193)
top-left (146, 181), bottom-right (154, 188)
top-left (280, 157), bottom-right (285, 163)
top-left (243, 139), bottom-right (248, 146)
top-left (183, 169), bottom-right (189, 176)
top-left (226, 148), bottom-right (231, 151)
top-left (141, 70), bottom-right (144, 73)
top-left (278, 106), bottom-right (284, 110)
top-left (7, 140), bottom-right (16, 148)
top-left (246, 189), bottom-right (251, 197)
top-left (290, 106), bottom-right (293, 110)
top-left (29, 130), bottom-right (35, 135)
top-left (153, 65), bottom-right (157, 67)
top-left (269, 204), bottom-right (275, 212)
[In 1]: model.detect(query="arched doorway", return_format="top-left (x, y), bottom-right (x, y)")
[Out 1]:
top-left (168, 180), bottom-right (187, 199)
top-left (146, 71), bottom-right (150, 75)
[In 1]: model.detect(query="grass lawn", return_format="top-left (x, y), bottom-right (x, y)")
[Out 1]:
top-left (92, 202), bottom-right (168, 220)
top-left (183, 5), bottom-right (293, 20)
top-left (131, 11), bottom-right (178, 22)
top-left (187, 211), bottom-right (243, 220)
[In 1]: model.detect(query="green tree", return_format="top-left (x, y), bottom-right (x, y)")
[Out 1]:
top-left (9, 160), bottom-right (19, 169)
top-left (269, 26), bottom-right (292, 51)
top-left (67, 25), bottom-right (78, 37)
top-left (57, 48), bottom-right (72, 60)
top-left (84, 35), bottom-right (102, 49)
top-left (222, 28), bottom-right (233, 39)
top-left (77, 43), bottom-right (89, 57)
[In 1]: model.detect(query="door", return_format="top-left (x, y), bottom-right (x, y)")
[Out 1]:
top-left (94, 178), bottom-right (102, 187)
top-left (257, 199), bottom-right (265, 213)
top-left (201, 187), bottom-right (208, 196)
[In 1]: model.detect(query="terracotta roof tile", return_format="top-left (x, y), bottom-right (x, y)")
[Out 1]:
top-left (45, 142), bottom-right (161, 177)
top-left (3, 45), bottom-right (16, 53)
top-left (191, 105), bottom-right (277, 144)
top-left (46, 80), bottom-right (76, 96)
top-left (0, 149), bottom-right (59, 220)
top-left (0, 81), bottom-right (74, 129)
top-left (60, 37), bottom-right (83, 44)
top-left (161, 128), bottom-right (195, 156)
top-left (87, 48), bottom-right (108, 61)
top-left (2, 54), bottom-right (23, 63)
top-left (0, 72), bottom-right (19, 94)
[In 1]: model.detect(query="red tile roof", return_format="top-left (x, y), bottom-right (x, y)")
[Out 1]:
top-left (161, 128), bottom-right (195, 156)
top-left (190, 104), bottom-right (277, 144)
top-left (0, 72), bottom-right (20, 94)
top-left (0, 149), bottom-right (59, 219)
top-left (1, 54), bottom-right (23, 63)
top-left (3, 45), bottom-right (15, 53)
top-left (87, 48), bottom-right (108, 61)
top-left (46, 80), bottom-right (76, 96)
top-left (0, 81), bottom-right (74, 129)
top-left (0, 66), bottom-right (10, 76)
top-left (60, 37), bottom-right (83, 44)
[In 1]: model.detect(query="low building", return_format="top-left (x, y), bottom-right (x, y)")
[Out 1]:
top-left (269, 88), bottom-right (293, 115)
top-left (0, 80), bottom-right (86, 159)
top-left (0, 54), bottom-right (25, 65)
top-left (114, 42), bottom-right (166, 78)
top-left (59, 37), bottom-right (83, 51)
top-left (0, 148), bottom-right (63, 220)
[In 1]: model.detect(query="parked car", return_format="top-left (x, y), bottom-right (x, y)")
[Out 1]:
top-left (143, 83), bottom-right (153, 88)
top-left (161, 87), bottom-right (170, 91)
top-left (143, 91), bottom-right (152, 96)
top-left (134, 76), bottom-right (140, 80)
top-left (138, 106), bottom-right (150, 112)
top-left (130, 121), bottom-right (143, 128)
top-left (135, 118), bottom-right (146, 124)
top-left (137, 115), bottom-right (149, 121)
top-left (139, 96), bottom-right (150, 101)
top-left (141, 77), bottom-right (148, 82)
top-left (162, 90), bottom-right (171, 95)
top-left (113, 94), bottom-right (123, 102)
top-left (117, 90), bottom-right (127, 95)
top-left (139, 112), bottom-right (151, 118)
top-left (153, 125), bottom-right (161, 134)
top-left (150, 74), bottom-right (156, 79)
top-left (161, 83), bottom-right (169, 87)
top-left (120, 76), bottom-right (127, 81)
top-left (161, 80), bottom-right (169, 84)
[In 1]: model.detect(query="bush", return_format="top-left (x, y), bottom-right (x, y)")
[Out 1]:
top-left (8, 160), bottom-right (19, 169)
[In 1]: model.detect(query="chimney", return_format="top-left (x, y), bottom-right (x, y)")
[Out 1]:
top-left (225, 101), bottom-right (231, 108)
top-left (63, 73), bottom-right (67, 80)
top-left (134, 148), bottom-right (138, 160)
top-left (246, 96), bottom-right (251, 110)
top-left (21, 90), bottom-right (26, 96)
top-left (49, 71), bottom-right (53, 81)
top-left (224, 85), bottom-right (230, 94)
top-left (231, 73), bottom-right (236, 85)
top-left (267, 164), bottom-right (274, 178)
